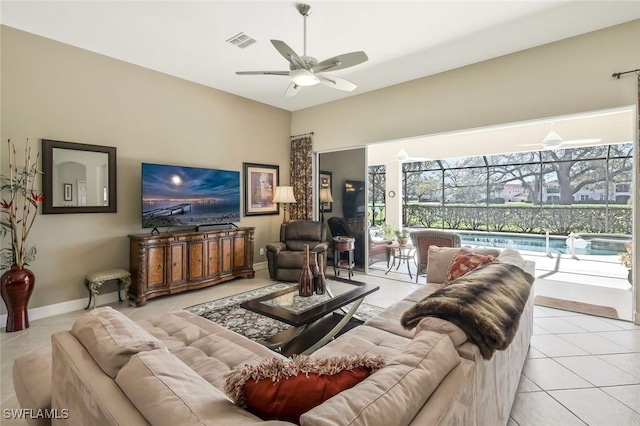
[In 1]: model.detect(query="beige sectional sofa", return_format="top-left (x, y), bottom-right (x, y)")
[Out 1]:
top-left (13, 249), bottom-right (534, 426)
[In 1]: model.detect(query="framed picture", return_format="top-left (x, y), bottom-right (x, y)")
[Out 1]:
top-left (63, 183), bottom-right (72, 201)
top-left (243, 163), bottom-right (279, 216)
top-left (319, 170), bottom-right (333, 213)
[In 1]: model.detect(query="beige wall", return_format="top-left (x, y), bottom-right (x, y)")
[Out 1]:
top-left (292, 20), bottom-right (639, 151)
top-left (1, 26), bottom-right (292, 312)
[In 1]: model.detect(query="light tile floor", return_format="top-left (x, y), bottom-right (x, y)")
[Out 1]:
top-left (512, 305), bottom-right (640, 426)
top-left (1, 268), bottom-right (639, 425)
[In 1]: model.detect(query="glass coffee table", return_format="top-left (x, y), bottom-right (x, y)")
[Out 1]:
top-left (241, 276), bottom-right (379, 356)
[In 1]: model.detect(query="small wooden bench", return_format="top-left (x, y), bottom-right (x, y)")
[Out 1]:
top-left (84, 269), bottom-right (132, 309)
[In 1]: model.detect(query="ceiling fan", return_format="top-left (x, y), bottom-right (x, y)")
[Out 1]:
top-left (395, 148), bottom-right (431, 163)
top-left (235, 3), bottom-right (368, 97)
top-left (520, 131), bottom-right (601, 149)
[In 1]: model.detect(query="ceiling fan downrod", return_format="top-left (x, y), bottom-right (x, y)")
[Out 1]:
top-left (297, 3), bottom-right (312, 60)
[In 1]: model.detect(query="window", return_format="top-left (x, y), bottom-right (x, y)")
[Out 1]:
top-left (371, 142), bottom-right (633, 234)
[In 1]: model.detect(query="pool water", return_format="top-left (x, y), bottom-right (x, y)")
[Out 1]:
top-left (456, 231), bottom-right (624, 256)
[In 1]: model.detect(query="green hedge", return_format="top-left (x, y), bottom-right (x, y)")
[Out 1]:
top-left (394, 204), bottom-right (631, 234)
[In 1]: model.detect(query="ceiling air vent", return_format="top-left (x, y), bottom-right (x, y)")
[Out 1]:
top-left (226, 32), bottom-right (256, 49)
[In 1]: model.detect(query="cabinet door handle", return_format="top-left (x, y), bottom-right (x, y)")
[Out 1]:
top-left (209, 257), bottom-right (213, 262)
top-left (172, 262), bottom-right (177, 267)
top-left (158, 264), bottom-right (163, 270)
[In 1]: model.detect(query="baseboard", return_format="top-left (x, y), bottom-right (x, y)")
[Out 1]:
top-left (0, 291), bottom-right (121, 328)
top-left (1, 265), bottom-right (269, 327)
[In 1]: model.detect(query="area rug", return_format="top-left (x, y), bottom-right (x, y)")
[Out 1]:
top-left (184, 283), bottom-right (385, 342)
top-left (534, 295), bottom-right (619, 319)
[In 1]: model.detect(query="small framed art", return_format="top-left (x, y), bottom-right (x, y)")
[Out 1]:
top-left (63, 183), bottom-right (72, 201)
top-left (243, 163), bottom-right (280, 216)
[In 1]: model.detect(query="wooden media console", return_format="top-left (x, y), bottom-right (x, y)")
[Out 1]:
top-left (128, 227), bottom-right (255, 306)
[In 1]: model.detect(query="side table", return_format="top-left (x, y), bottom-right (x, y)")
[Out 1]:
top-left (385, 243), bottom-right (416, 279)
top-left (333, 237), bottom-right (355, 280)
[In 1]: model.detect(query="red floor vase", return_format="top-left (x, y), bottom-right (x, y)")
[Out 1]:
top-left (1, 265), bottom-right (35, 332)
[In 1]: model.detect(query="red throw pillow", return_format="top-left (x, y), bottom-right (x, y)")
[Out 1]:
top-left (445, 248), bottom-right (494, 284)
top-left (224, 354), bottom-right (385, 424)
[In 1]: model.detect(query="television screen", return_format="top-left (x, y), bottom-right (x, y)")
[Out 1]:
top-left (343, 180), bottom-right (366, 218)
top-left (141, 163), bottom-right (240, 228)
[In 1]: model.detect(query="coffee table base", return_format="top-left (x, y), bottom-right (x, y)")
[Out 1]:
top-left (258, 301), bottom-right (365, 357)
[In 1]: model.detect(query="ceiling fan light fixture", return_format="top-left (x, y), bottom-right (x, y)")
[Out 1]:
top-left (542, 130), bottom-right (563, 147)
top-left (289, 69), bottom-right (319, 86)
top-left (396, 148), bottom-right (410, 162)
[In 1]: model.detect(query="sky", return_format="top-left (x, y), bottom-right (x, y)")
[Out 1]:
top-left (142, 163), bottom-right (240, 202)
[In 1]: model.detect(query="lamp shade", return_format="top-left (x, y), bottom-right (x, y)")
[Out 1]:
top-left (319, 187), bottom-right (334, 203)
top-left (273, 186), bottom-right (297, 204)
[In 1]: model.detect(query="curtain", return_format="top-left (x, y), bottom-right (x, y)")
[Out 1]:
top-left (289, 134), bottom-right (313, 220)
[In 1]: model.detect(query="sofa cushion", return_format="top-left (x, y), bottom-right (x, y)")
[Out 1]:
top-left (116, 349), bottom-right (271, 426)
top-left (363, 300), bottom-right (417, 339)
top-left (12, 346), bottom-right (52, 426)
top-left (415, 317), bottom-right (468, 347)
top-left (300, 331), bottom-right (461, 426)
top-left (445, 248), bottom-right (494, 283)
top-left (225, 354), bottom-right (385, 424)
top-left (311, 325), bottom-right (412, 359)
top-left (402, 283), bottom-right (443, 303)
top-left (137, 311), bottom-right (285, 392)
top-left (70, 306), bottom-right (165, 379)
top-left (497, 248), bottom-right (526, 269)
top-left (426, 246), bottom-right (500, 284)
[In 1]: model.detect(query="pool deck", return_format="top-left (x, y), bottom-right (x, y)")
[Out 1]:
top-left (523, 250), bottom-right (630, 290)
top-left (367, 247), bottom-right (634, 321)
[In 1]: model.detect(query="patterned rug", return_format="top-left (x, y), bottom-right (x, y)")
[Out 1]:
top-left (184, 283), bottom-right (384, 342)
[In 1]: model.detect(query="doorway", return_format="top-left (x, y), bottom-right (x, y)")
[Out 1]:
top-left (366, 106), bottom-right (636, 321)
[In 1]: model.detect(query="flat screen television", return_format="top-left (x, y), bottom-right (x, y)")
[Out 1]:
top-left (141, 163), bottom-right (240, 228)
top-left (343, 180), bottom-right (366, 218)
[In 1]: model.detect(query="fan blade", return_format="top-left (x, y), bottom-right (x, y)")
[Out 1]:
top-left (561, 138), bottom-right (602, 144)
top-left (236, 71), bottom-right (289, 76)
top-left (317, 75), bottom-right (357, 92)
top-left (285, 83), bottom-right (301, 97)
top-left (312, 51), bottom-right (368, 72)
top-left (271, 40), bottom-right (307, 69)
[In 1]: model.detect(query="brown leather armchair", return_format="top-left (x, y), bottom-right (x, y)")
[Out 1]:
top-left (266, 220), bottom-right (329, 282)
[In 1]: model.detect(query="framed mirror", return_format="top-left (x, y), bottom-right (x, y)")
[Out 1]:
top-left (42, 139), bottom-right (117, 214)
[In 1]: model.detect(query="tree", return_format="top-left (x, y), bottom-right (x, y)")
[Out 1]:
top-left (368, 165), bottom-right (386, 205)
top-left (544, 145), bottom-right (632, 204)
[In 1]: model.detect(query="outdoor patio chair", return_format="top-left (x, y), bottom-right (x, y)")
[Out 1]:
top-left (411, 229), bottom-right (462, 283)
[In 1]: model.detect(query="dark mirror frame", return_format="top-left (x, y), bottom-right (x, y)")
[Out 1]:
top-left (42, 139), bottom-right (117, 214)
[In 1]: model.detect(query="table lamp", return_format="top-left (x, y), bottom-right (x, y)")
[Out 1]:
top-left (319, 186), bottom-right (334, 222)
top-left (272, 186), bottom-right (297, 223)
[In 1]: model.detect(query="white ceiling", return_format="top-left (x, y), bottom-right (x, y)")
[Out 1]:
top-left (2, 1), bottom-right (640, 112)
